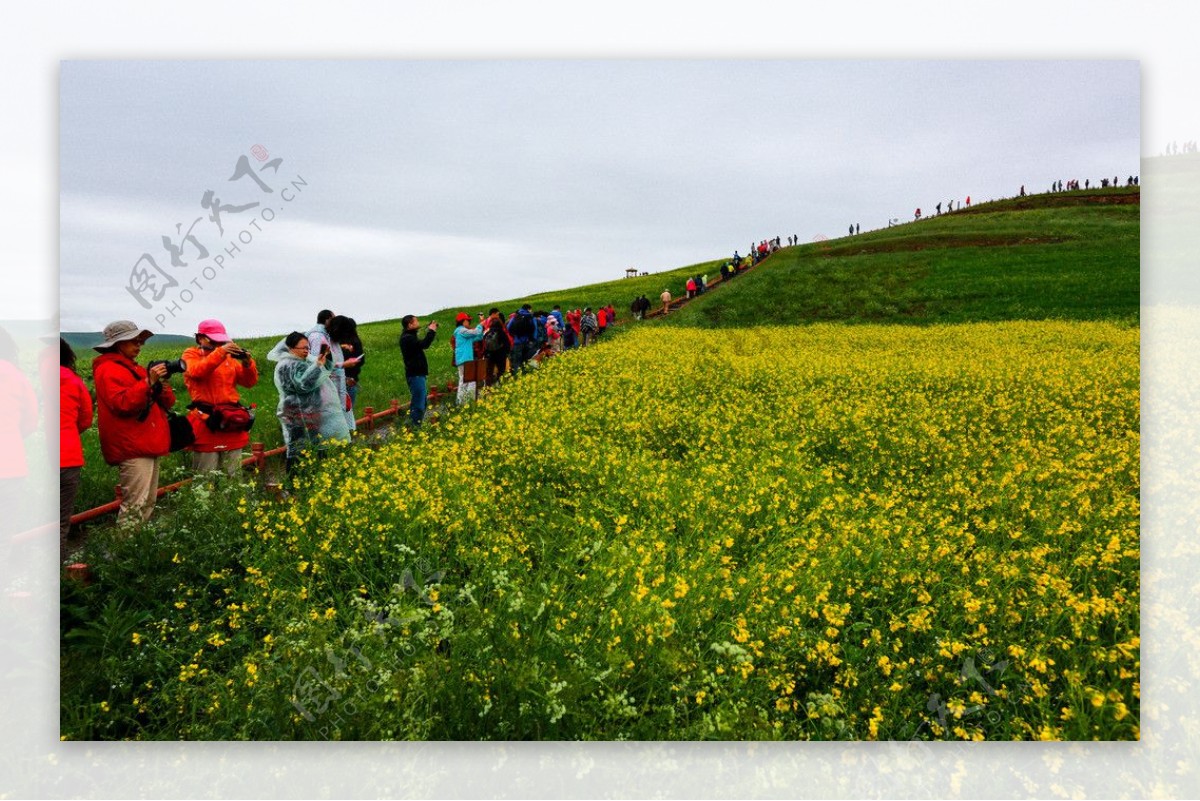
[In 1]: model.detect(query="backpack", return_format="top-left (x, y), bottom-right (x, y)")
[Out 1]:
top-left (189, 400), bottom-right (256, 433)
top-left (508, 313), bottom-right (534, 340)
top-left (483, 325), bottom-right (505, 354)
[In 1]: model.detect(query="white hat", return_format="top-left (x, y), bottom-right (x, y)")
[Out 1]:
top-left (94, 320), bottom-right (153, 351)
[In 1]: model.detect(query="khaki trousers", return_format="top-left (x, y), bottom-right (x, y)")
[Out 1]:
top-left (192, 449), bottom-right (244, 476)
top-left (116, 457), bottom-right (161, 527)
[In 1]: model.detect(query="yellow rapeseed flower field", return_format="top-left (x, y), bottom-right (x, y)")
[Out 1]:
top-left (124, 321), bottom-right (1140, 740)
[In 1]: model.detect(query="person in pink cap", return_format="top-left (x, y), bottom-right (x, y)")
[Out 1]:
top-left (181, 318), bottom-right (259, 476)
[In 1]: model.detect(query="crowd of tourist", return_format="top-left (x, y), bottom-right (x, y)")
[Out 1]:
top-left (61, 310), bottom-right (367, 547)
top-left (65, 230), bottom-right (785, 543)
top-left (906, 174), bottom-right (1137, 225)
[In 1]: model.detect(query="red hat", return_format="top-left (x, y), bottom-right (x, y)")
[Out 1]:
top-left (455, 312), bottom-right (471, 324)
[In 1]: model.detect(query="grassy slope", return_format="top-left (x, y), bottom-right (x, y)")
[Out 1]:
top-left (666, 190), bottom-right (1139, 328)
top-left (62, 188), bottom-right (1142, 741)
top-left (70, 189), bottom-right (1138, 512)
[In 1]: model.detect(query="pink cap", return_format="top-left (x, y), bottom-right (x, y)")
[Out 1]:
top-left (196, 319), bottom-right (231, 343)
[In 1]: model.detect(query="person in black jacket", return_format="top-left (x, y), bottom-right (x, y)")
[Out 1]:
top-left (481, 308), bottom-right (511, 386)
top-left (332, 315), bottom-right (364, 414)
top-left (399, 314), bottom-right (438, 427)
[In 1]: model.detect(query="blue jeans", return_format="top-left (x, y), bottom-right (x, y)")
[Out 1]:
top-left (407, 375), bottom-right (427, 426)
top-left (509, 341), bottom-right (533, 374)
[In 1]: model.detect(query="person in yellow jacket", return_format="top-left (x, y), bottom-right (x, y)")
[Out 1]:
top-left (181, 319), bottom-right (259, 475)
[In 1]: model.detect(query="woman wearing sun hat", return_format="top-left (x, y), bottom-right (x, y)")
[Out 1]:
top-left (181, 318), bottom-right (259, 476)
top-left (92, 320), bottom-right (176, 527)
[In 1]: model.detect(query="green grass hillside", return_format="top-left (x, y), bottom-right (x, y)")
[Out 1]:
top-left (667, 189), bottom-right (1138, 328)
top-left (66, 189), bottom-right (1139, 514)
top-left (61, 186), bottom-right (1141, 741)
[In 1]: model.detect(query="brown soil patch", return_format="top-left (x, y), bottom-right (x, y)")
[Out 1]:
top-left (820, 234), bottom-right (1070, 256)
top-left (954, 190), bottom-right (1139, 213)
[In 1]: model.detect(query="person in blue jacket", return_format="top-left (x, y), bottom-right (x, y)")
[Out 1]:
top-left (453, 312), bottom-right (485, 404)
top-left (506, 304), bottom-right (538, 375)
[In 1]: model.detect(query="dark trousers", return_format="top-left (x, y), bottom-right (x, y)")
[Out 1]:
top-left (486, 353), bottom-right (508, 385)
top-left (60, 467), bottom-right (82, 560)
top-left (509, 341), bottom-right (535, 373)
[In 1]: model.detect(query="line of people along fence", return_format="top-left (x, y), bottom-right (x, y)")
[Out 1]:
top-left (60, 240), bottom-right (787, 548)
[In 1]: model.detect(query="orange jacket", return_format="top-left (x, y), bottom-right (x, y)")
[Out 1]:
top-left (181, 346), bottom-right (259, 452)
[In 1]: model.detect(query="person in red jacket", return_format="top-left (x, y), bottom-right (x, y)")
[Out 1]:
top-left (567, 309), bottom-right (582, 349)
top-left (59, 338), bottom-right (93, 560)
top-left (92, 320), bottom-right (176, 527)
top-left (0, 326), bottom-right (38, 523)
top-left (181, 318), bottom-right (259, 476)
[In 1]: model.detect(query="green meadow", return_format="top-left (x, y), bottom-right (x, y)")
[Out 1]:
top-left (61, 189), bottom-right (1139, 741)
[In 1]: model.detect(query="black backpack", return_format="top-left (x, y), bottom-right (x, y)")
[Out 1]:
top-left (483, 326), bottom-right (505, 354)
top-left (509, 313), bottom-right (534, 340)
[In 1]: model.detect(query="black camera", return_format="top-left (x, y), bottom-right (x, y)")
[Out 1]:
top-left (149, 358), bottom-right (186, 378)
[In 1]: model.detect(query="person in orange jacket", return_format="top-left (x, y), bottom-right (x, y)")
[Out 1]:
top-left (92, 320), bottom-right (176, 527)
top-left (181, 319), bottom-right (259, 476)
top-left (59, 338), bottom-right (93, 560)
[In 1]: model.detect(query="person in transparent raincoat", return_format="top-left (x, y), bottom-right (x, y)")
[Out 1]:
top-left (268, 331), bottom-right (349, 474)
top-left (320, 315), bottom-right (361, 433)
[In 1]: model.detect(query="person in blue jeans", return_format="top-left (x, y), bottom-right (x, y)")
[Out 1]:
top-left (506, 304), bottom-right (538, 375)
top-left (399, 314), bottom-right (438, 427)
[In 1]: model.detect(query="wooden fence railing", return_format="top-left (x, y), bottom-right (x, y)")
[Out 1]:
top-left (67, 246), bottom-right (783, 527)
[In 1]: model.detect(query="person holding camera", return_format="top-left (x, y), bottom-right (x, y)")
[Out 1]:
top-left (269, 314), bottom-right (351, 447)
top-left (181, 319), bottom-right (259, 476)
top-left (303, 310), bottom-right (355, 439)
top-left (92, 320), bottom-right (177, 527)
top-left (399, 314), bottom-right (437, 427)
top-left (325, 314), bottom-right (362, 432)
top-left (271, 331), bottom-right (340, 476)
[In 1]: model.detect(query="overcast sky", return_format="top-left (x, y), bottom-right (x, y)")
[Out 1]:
top-left (59, 60), bottom-right (1139, 337)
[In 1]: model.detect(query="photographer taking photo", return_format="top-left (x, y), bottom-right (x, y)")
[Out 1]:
top-left (182, 318), bottom-right (259, 476)
top-left (92, 320), bottom-right (177, 526)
